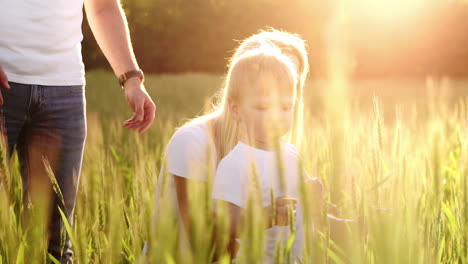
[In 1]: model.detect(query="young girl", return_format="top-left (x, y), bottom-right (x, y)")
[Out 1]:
top-left (211, 46), bottom-right (312, 263)
top-left (145, 29), bottom-right (313, 263)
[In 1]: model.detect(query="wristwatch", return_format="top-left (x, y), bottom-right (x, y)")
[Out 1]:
top-left (118, 69), bottom-right (144, 89)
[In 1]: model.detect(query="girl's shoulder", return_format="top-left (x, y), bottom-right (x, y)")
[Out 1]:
top-left (174, 121), bottom-right (208, 138)
top-left (166, 120), bottom-right (216, 163)
top-left (169, 121), bottom-right (209, 147)
top-left (165, 120), bottom-right (216, 179)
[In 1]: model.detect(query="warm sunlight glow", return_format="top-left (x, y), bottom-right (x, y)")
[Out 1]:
top-left (349, 0), bottom-right (426, 22)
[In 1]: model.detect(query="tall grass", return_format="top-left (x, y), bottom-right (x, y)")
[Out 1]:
top-left (0, 71), bottom-right (467, 263)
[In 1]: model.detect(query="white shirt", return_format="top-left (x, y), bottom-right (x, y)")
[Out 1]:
top-left (212, 141), bottom-right (305, 263)
top-left (0, 0), bottom-right (86, 85)
top-left (152, 120), bottom-right (216, 229)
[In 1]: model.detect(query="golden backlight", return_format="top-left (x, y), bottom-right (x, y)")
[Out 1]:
top-left (349, 0), bottom-right (426, 22)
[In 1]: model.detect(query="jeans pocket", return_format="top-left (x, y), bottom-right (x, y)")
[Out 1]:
top-left (70, 85), bottom-right (85, 94)
top-left (45, 85), bottom-right (85, 108)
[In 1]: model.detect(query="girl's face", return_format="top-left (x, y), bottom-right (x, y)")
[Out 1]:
top-left (231, 72), bottom-right (296, 149)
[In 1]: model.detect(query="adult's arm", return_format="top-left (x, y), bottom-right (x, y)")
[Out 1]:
top-left (84, 0), bottom-right (156, 132)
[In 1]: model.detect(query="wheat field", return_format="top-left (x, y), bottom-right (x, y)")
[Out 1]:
top-left (0, 70), bottom-right (467, 264)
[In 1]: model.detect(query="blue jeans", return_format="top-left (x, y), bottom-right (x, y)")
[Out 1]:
top-left (0, 82), bottom-right (86, 264)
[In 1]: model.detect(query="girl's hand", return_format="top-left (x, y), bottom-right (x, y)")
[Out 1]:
top-left (267, 196), bottom-right (298, 226)
top-left (307, 177), bottom-right (324, 200)
top-left (306, 177), bottom-right (326, 217)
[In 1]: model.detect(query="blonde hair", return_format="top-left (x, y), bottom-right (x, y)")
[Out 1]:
top-left (182, 29), bottom-right (309, 164)
top-left (231, 29), bottom-right (309, 148)
top-left (231, 29), bottom-right (309, 91)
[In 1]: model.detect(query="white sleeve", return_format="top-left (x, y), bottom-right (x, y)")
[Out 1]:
top-left (212, 158), bottom-right (245, 208)
top-left (165, 125), bottom-right (211, 181)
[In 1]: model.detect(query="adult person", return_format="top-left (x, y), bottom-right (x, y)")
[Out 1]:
top-left (0, 0), bottom-right (156, 263)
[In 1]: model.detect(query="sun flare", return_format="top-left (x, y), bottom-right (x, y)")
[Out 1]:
top-left (349, 0), bottom-right (426, 22)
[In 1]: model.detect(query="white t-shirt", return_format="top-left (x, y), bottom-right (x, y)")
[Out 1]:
top-left (212, 141), bottom-right (305, 263)
top-left (153, 120), bottom-right (216, 223)
top-left (0, 0), bottom-right (86, 85)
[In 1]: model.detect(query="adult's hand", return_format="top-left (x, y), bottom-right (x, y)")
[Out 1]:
top-left (122, 77), bottom-right (156, 133)
top-left (84, 0), bottom-right (156, 133)
top-left (0, 65), bottom-right (11, 105)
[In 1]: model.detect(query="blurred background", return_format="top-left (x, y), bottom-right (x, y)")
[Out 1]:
top-left (83, 0), bottom-right (468, 78)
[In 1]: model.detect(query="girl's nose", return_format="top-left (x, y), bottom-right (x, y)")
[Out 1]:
top-left (268, 110), bottom-right (281, 128)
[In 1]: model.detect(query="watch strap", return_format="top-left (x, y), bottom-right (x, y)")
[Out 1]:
top-left (118, 69), bottom-right (144, 88)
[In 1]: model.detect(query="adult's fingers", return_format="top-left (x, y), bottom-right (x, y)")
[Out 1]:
top-left (123, 99), bottom-right (145, 130)
top-left (124, 117), bottom-right (152, 133)
top-left (125, 98), bottom-right (144, 123)
top-left (137, 101), bottom-right (156, 133)
top-left (133, 99), bottom-right (145, 122)
top-left (124, 119), bottom-right (141, 131)
top-left (123, 117), bottom-right (140, 127)
top-left (125, 99), bottom-right (156, 133)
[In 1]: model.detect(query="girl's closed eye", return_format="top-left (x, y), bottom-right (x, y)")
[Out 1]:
top-left (255, 104), bottom-right (270, 111)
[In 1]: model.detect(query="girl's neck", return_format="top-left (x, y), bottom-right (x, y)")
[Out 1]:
top-left (253, 139), bottom-right (274, 151)
top-left (240, 138), bottom-right (280, 152)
